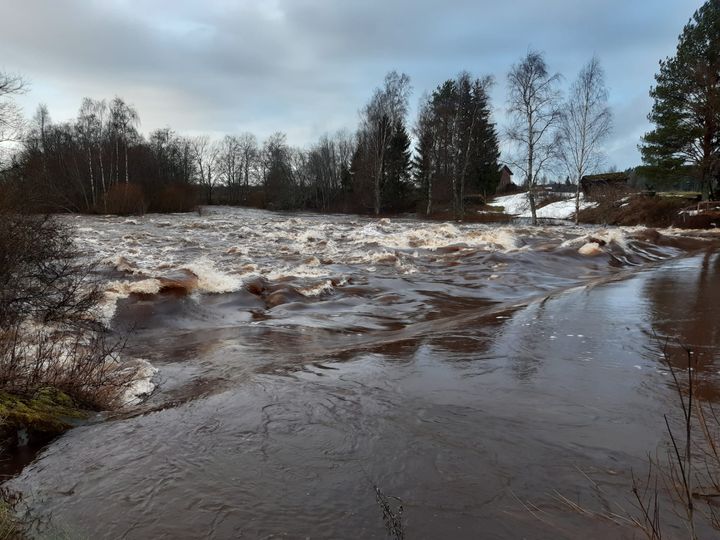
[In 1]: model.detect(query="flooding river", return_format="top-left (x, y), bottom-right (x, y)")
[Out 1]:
top-left (6, 207), bottom-right (720, 538)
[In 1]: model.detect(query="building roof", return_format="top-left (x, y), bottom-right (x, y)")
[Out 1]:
top-left (580, 172), bottom-right (629, 193)
top-left (580, 172), bottom-right (628, 184)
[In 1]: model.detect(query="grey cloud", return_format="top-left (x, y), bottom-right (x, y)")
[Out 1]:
top-left (0, 0), bottom-right (705, 168)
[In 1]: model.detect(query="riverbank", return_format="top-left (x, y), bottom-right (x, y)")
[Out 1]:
top-left (0, 388), bottom-right (87, 450)
top-left (487, 190), bottom-right (720, 228)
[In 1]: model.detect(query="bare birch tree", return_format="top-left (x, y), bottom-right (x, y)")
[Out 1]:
top-left (190, 136), bottom-right (219, 204)
top-left (506, 51), bottom-right (562, 225)
top-left (237, 132), bottom-right (258, 201)
top-left (414, 95), bottom-right (436, 216)
top-left (77, 98), bottom-right (103, 206)
top-left (109, 97), bottom-right (139, 185)
top-left (0, 72), bottom-right (26, 166)
top-left (558, 56), bottom-right (612, 224)
top-left (360, 71), bottom-right (411, 215)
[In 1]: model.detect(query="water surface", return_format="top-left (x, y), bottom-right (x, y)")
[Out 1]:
top-left (7, 208), bottom-right (720, 538)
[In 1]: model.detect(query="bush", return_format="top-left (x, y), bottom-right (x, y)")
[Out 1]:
top-left (152, 184), bottom-right (199, 213)
top-left (0, 211), bottom-right (129, 410)
top-left (100, 183), bottom-right (147, 215)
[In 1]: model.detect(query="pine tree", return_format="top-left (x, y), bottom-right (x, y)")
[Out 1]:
top-left (641, 0), bottom-right (720, 198)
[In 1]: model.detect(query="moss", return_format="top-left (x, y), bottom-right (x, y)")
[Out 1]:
top-left (0, 387), bottom-right (88, 444)
top-left (0, 498), bottom-right (23, 539)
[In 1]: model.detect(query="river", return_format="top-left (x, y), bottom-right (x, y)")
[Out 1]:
top-left (6, 207), bottom-right (720, 538)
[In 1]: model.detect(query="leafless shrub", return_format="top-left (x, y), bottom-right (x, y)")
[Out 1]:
top-left (631, 338), bottom-right (720, 539)
top-left (0, 210), bottom-right (131, 408)
top-left (0, 213), bottom-right (100, 330)
top-left (538, 337), bottom-right (720, 539)
top-left (101, 183), bottom-right (147, 215)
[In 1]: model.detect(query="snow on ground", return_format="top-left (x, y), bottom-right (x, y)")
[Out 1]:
top-left (532, 197), bottom-right (596, 219)
top-left (490, 192), bottom-right (530, 215)
top-left (490, 192), bottom-right (596, 220)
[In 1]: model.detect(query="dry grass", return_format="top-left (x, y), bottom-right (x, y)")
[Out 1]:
top-left (535, 193), bottom-right (570, 209)
top-left (0, 485), bottom-right (27, 540)
top-left (577, 188), bottom-right (718, 228)
top-left (522, 336), bottom-right (720, 539)
top-left (551, 338), bottom-right (720, 539)
top-left (630, 338), bottom-right (720, 539)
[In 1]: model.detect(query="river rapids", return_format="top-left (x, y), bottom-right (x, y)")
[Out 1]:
top-left (5, 207), bottom-right (720, 539)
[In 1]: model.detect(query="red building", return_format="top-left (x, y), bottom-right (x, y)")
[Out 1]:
top-left (496, 165), bottom-right (516, 193)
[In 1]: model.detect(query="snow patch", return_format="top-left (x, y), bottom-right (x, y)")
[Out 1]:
top-left (490, 192), bottom-right (597, 220)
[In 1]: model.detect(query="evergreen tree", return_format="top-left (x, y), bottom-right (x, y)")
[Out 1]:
top-left (641, 0), bottom-right (720, 198)
top-left (414, 73), bottom-right (500, 218)
top-left (467, 78), bottom-right (501, 197)
top-left (383, 120), bottom-right (413, 211)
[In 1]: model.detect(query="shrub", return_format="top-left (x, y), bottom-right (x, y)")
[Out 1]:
top-left (100, 183), bottom-right (147, 215)
top-left (0, 211), bottom-right (130, 410)
top-left (152, 184), bottom-right (199, 213)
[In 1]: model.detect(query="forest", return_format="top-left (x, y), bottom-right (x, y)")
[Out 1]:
top-left (0, 71), bottom-right (501, 218)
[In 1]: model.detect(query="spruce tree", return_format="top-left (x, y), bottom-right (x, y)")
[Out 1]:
top-left (641, 0), bottom-right (720, 198)
top-left (467, 78), bottom-right (501, 201)
top-left (383, 120), bottom-right (413, 211)
top-left (417, 74), bottom-right (500, 217)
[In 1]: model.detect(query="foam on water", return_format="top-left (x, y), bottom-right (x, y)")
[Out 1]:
top-left (66, 207), bottom-right (709, 330)
top-left (106, 278), bottom-right (164, 296)
top-left (180, 257), bottom-right (243, 293)
top-left (116, 359), bottom-right (158, 407)
top-left (578, 242), bottom-right (603, 256)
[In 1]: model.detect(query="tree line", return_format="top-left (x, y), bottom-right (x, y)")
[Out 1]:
top-left (0, 70), bottom-right (502, 216)
top-left (1, 0), bottom-right (718, 218)
top-left (0, 52), bottom-right (618, 223)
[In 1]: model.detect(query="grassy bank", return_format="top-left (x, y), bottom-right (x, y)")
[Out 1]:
top-left (0, 388), bottom-right (88, 448)
top-left (578, 192), bottom-right (718, 228)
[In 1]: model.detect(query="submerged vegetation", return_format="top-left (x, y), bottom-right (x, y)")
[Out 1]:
top-left (0, 488), bottom-right (25, 540)
top-left (630, 340), bottom-right (720, 539)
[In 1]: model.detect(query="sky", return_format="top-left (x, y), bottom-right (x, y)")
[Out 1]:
top-left (0, 0), bottom-right (705, 170)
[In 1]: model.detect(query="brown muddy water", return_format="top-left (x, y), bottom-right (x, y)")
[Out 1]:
top-left (5, 207), bottom-right (720, 538)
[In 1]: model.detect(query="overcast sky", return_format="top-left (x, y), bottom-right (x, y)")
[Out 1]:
top-left (0, 0), bottom-right (704, 169)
